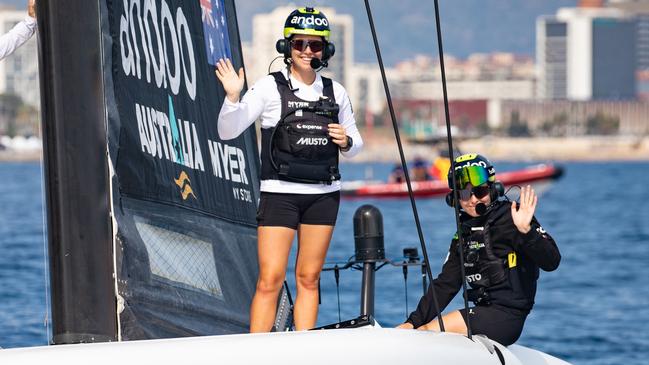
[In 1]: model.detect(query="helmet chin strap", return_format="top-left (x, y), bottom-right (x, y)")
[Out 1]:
top-left (285, 64), bottom-right (299, 92)
top-left (285, 57), bottom-right (325, 90)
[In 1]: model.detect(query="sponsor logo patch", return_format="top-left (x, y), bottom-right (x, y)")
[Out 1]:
top-left (508, 252), bottom-right (517, 268)
top-left (288, 101), bottom-right (311, 109)
top-left (454, 160), bottom-right (489, 171)
top-left (174, 171), bottom-right (197, 200)
top-left (296, 123), bottom-right (323, 131)
top-left (296, 137), bottom-right (328, 146)
top-left (466, 273), bottom-right (482, 283)
top-left (290, 15), bottom-right (328, 27)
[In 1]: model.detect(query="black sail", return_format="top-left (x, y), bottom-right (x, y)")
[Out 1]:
top-left (38, 0), bottom-right (260, 342)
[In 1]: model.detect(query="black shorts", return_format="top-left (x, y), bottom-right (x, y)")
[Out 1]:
top-left (459, 305), bottom-right (528, 346)
top-left (256, 191), bottom-right (341, 229)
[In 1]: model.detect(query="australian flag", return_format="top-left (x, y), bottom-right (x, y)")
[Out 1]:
top-left (200, 0), bottom-right (231, 65)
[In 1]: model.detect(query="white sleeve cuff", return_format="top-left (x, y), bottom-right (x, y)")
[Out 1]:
top-left (24, 17), bottom-right (37, 26)
top-left (222, 97), bottom-right (239, 107)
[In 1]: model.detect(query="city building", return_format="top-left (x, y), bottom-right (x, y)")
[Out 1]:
top-left (0, 8), bottom-right (39, 109)
top-left (390, 53), bottom-right (536, 103)
top-left (499, 99), bottom-right (649, 136)
top-left (345, 62), bottom-right (387, 127)
top-left (536, 1), bottom-right (637, 100)
top-left (608, 0), bottom-right (649, 99)
top-left (385, 53), bottom-right (537, 131)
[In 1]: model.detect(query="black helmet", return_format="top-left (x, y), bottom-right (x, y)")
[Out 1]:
top-left (447, 153), bottom-right (496, 190)
top-left (283, 7), bottom-right (331, 40)
top-left (276, 7), bottom-right (336, 65)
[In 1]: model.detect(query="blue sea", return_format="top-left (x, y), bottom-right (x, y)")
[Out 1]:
top-left (1, 161), bottom-right (648, 365)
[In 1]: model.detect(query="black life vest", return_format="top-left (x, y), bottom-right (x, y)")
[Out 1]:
top-left (460, 202), bottom-right (512, 304)
top-left (453, 200), bottom-right (549, 310)
top-left (260, 72), bottom-right (341, 184)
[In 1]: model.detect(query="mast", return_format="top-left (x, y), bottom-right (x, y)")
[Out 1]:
top-left (37, 0), bottom-right (118, 343)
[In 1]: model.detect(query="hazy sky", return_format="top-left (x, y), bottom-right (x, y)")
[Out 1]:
top-left (0, 0), bottom-right (24, 9)
top-left (233, 0), bottom-right (577, 64)
top-left (0, 0), bottom-right (578, 64)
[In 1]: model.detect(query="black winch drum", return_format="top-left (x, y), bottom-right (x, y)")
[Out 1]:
top-left (353, 205), bottom-right (385, 262)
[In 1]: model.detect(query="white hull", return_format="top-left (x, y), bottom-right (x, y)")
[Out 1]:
top-left (0, 327), bottom-right (571, 364)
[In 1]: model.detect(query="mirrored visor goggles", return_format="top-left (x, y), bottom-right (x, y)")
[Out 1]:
top-left (453, 165), bottom-right (491, 190)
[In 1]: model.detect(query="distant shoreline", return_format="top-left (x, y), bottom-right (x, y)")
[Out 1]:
top-left (0, 150), bottom-right (41, 162)
top-left (2, 136), bottom-right (648, 163)
top-left (344, 135), bottom-right (649, 163)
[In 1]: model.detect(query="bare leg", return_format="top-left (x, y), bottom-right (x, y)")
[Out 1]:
top-left (293, 224), bottom-right (334, 330)
top-left (249, 226), bottom-right (295, 333)
top-left (420, 310), bottom-right (468, 335)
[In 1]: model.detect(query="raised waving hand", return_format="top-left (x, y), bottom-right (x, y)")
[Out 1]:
top-left (511, 185), bottom-right (537, 234)
top-left (28, 0), bottom-right (36, 18)
top-left (215, 58), bottom-right (244, 103)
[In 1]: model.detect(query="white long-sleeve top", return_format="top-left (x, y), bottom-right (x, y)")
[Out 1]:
top-left (218, 68), bottom-right (363, 194)
top-left (0, 17), bottom-right (36, 61)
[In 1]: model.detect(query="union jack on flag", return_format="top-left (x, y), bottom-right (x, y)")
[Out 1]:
top-left (200, 0), bottom-right (215, 27)
top-left (200, 0), bottom-right (231, 65)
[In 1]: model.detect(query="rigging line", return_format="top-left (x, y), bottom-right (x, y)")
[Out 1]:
top-left (403, 261), bottom-right (409, 318)
top-left (362, 0), bottom-right (445, 332)
top-left (432, 0), bottom-right (472, 339)
top-left (334, 265), bottom-right (341, 322)
top-left (39, 156), bottom-right (51, 343)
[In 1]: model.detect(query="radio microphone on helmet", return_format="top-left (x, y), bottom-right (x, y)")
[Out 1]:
top-left (475, 201), bottom-right (498, 216)
top-left (476, 203), bottom-right (488, 216)
top-left (310, 58), bottom-right (323, 69)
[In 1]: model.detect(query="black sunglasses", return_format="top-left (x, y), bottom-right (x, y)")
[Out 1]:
top-left (290, 39), bottom-right (325, 53)
top-left (458, 185), bottom-right (490, 201)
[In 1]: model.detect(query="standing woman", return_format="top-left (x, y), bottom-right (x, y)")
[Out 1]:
top-left (216, 7), bottom-right (363, 332)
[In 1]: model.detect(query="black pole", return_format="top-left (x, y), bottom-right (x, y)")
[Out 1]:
top-left (37, 0), bottom-right (117, 343)
top-left (431, 0), bottom-right (473, 339)
top-left (354, 205), bottom-right (384, 318)
top-left (421, 261), bottom-right (428, 296)
top-left (360, 262), bottom-right (376, 317)
top-left (362, 0), bottom-right (445, 332)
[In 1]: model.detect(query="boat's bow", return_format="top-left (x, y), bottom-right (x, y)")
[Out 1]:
top-left (0, 327), bottom-right (570, 365)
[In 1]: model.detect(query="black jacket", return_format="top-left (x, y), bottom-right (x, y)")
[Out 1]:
top-left (406, 200), bottom-right (561, 328)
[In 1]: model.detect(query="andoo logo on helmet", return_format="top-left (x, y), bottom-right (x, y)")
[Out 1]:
top-left (454, 160), bottom-right (488, 171)
top-left (291, 15), bottom-right (328, 27)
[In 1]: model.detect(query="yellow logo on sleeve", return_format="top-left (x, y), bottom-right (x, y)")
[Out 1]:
top-left (508, 252), bottom-right (517, 268)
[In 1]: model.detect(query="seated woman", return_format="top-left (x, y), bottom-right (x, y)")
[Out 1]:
top-left (398, 153), bottom-right (561, 346)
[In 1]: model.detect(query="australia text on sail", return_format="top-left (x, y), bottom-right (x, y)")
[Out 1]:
top-left (135, 102), bottom-right (249, 187)
top-left (119, 0), bottom-right (197, 100)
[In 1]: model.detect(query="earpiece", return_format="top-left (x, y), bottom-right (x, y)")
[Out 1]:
top-left (275, 38), bottom-right (291, 58)
top-left (323, 42), bottom-right (335, 60)
top-left (491, 181), bottom-right (504, 201)
top-left (445, 192), bottom-right (455, 207)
